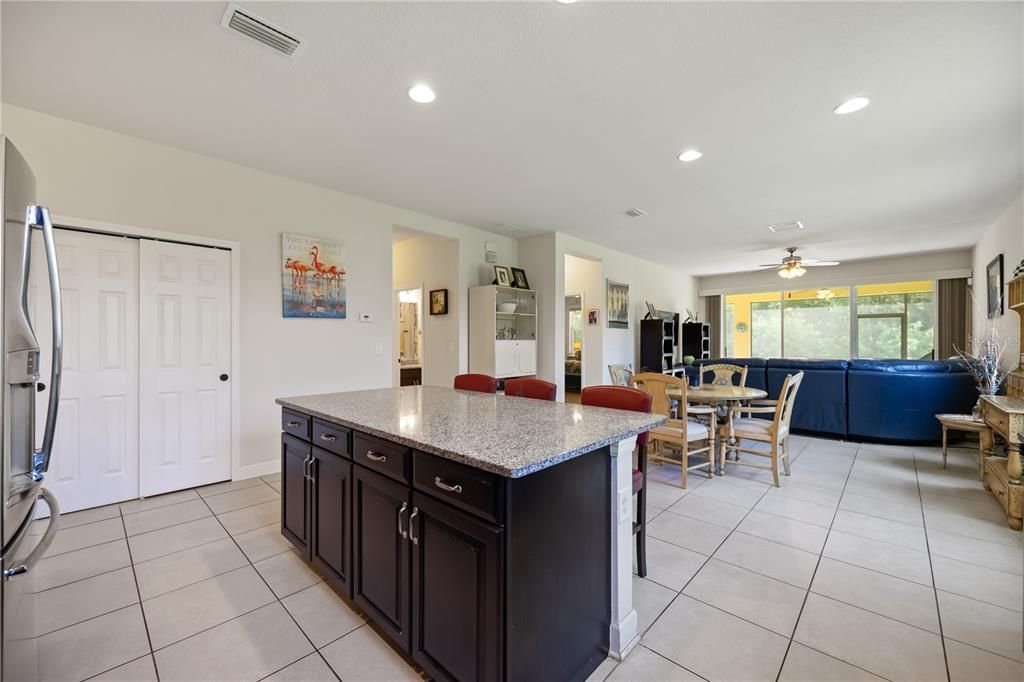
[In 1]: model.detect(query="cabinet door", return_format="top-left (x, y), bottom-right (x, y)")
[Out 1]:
top-left (411, 493), bottom-right (503, 682)
top-left (494, 340), bottom-right (516, 377)
top-left (352, 465), bottom-right (411, 651)
top-left (516, 340), bottom-right (537, 375)
top-left (281, 434), bottom-right (310, 555)
top-left (311, 448), bottom-right (352, 596)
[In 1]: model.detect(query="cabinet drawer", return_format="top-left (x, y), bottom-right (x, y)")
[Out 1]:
top-left (353, 432), bottom-right (411, 483)
top-left (414, 451), bottom-right (504, 525)
top-left (282, 409), bottom-right (311, 440)
top-left (982, 401), bottom-right (1009, 440)
top-left (313, 419), bottom-right (351, 458)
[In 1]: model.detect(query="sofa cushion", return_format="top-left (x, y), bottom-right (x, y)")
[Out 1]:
top-left (767, 362), bottom-right (848, 437)
top-left (849, 359), bottom-right (967, 373)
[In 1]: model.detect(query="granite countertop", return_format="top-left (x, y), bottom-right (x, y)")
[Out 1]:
top-left (276, 386), bottom-right (665, 478)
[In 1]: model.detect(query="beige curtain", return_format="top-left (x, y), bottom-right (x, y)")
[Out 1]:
top-left (705, 295), bottom-right (722, 359)
top-left (937, 278), bottom-right (971, 359)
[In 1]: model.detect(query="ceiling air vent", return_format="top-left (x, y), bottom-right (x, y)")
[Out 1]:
top-left (624, 208), bottom-right (646, 218)
top-left (221, 4), bottom-right (305, 58)
top-left (767, 220), bottom-right (804, 233)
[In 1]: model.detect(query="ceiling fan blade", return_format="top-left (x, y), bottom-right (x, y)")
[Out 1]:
top-left (803, 261), bottom-right (840, 267)
top-left (757, 263), bottom-right (784, 268)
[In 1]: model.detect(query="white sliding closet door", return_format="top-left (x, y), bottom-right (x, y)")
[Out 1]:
top-left (139, 240), bottom-right (232, 497)
top-left (32, 229), bottom-right (140, 513)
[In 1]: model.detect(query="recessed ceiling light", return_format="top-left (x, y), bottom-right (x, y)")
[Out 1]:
top-left (833, 96), bottom-right (870, 115)
top-left (677, 149), bottom-right (703, 162)
top-left (407, 83), bottom-right (436, 104)
top-left (556, 0), bottom-right (579, 4)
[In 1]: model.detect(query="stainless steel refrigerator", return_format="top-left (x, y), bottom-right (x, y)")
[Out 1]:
top-left (1, 136), bottom-right (62, 681)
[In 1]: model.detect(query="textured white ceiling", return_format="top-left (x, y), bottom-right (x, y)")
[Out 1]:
top-left (2, 1), bottom-right (1021, 275)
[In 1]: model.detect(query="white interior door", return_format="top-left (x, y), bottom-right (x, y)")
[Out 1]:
top-left (139, 240), bottom-right (232, 496)
top-left (31, 229), bottom-right (140, 513)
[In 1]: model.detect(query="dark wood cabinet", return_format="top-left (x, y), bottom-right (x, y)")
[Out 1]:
top-left (281, 434), bottom-right (310, 553)
top-left (410, 492), bottom-right (503, 682)
top-left (311, 447), bottom-right (352, 594)
top-left (280, 407), bottom-right (611, 681)
top-left (352, 465), bottom-right (411, 651)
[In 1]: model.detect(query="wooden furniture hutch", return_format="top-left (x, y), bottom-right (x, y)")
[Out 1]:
top-left (979, 275), bottom-right (1024, 530)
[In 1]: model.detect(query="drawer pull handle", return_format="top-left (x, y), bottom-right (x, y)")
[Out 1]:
top-left (287, 420), bottom-right (301, 428)
top-left (366, 451), bottom-right (387, 463)
top-left (319, 433), bottom-right (337, 442)
top-left (397, 501), bottom-right (408, 539)
top-left (434, 477), bottom-right (463, 494)
top-left (409, 507), bottom-right (420, 545)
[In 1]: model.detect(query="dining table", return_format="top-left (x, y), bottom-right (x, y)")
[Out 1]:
top-left (667, 383), bottom-right (769, 473)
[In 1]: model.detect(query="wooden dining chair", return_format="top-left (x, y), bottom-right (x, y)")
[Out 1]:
top-left (504, 377), bottom-right (557, 401)
top-left (608, 364), bottom-right (634, 387)
top-left (631, 373), bottom-right (714, 489)
top-left (581, 385), bottom-right (653, 577)
top-left (453, 373), bottom-right (498, 393)
top-left (699, 363), bottom-right (749, 388)
top-left (726, 372), bottom-right (804, 486)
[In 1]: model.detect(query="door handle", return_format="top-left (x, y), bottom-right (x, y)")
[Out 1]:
top-left (397, 501), bottom-right (408, 539)
top-left (434, 477), bottom-right (463, 494)
top-left (309, 457), bottom-right (317, 484)
top-left (28, 205), bottom-right (62, 478)
top-left (366, 451), bottom-right (387, 463)
top-left (287, 420), bottom-right (301, 428)
top-left (319, 433), bottom-right (337, 442)
top-left (4, 488), bottom-right (60, 580)
top-left (409, 506), bottom-right (420, 545)
top-left (303, 455), bottom-right (312, 480)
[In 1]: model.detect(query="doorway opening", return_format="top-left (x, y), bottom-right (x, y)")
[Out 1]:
top-left (565, 294), bottom-right (583, 403)
top-left (395, 287), bottom-right (423, 386)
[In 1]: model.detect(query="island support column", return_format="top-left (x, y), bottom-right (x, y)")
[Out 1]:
top-left (608, 435), bottom-right (639, 660)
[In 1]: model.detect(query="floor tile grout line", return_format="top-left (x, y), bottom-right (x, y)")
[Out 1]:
top-left (131, 532), bottom-right (233, 565)
top-left (943, 634), bottom-right (1024, 666)
top-left (637, 473), bottom-right (775, 672)
top-left (117, 508), bottom-right (161, 682)
top-left (928, 550), bottom-right (1024, 578)
top-left (30, 562), bottom-right (135, 599)
top-left (912, 450), bottom-right (952, 682)
top-left (195, 479), bottom-right (273, 500)
top-left (773, 442), bottom-right (858, 682)
top-left (256, 651), bottom-right (341, 682)
top-left (80, 653), bottom-right (158, 682)
top-left (934, 586), bottom-right (1024, 615)
top-left (804, 590), bottom-right (942, 638)
top-left (138, 560), bottom-right (255, 604)
top-left (635, 644), bottom-right (713, 682)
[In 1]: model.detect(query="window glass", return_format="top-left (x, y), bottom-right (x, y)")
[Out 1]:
top-left (783, 288), bottom-right (850, 359)
top-left (855, 281), bottom-right (934, 359)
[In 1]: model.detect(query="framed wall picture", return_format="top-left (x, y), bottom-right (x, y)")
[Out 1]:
top-left (606, 279), bottom-right (630, 329)
top-left (510, 267), bottom-right (530, 290)
top-left (987, 254), bottom-right (1004, 319)
top-left (586, 308), bottom-right (599, 326)
top-left (282, 232), bottom-right (347, 318)
top-left (494, 265), bottom-right (512, 287)
top-left (429, 288), bottom-right (448, 315)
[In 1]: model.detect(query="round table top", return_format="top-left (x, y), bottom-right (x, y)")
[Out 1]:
top-left (668, 385), bottom-right (768, 401)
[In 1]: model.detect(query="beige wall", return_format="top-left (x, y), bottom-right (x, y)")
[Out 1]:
top-left (971, 192), bottom-right (1024, 369)
top-left (564, 254), bottom-right (604, 389)
top-left (3, 104), bottom-right (516, 475)
top-left (698, 250), bottom-right (973, 296)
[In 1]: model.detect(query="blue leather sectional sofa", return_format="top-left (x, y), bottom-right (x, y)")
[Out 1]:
top-left (691, 358), bottom-right (978, 443)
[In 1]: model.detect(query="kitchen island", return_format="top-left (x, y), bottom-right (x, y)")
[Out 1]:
top-left (276, 386), bottom-right (664, 682)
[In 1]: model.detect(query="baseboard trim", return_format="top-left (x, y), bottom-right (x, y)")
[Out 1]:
top-left (235, 460), bottom-right (280, 481)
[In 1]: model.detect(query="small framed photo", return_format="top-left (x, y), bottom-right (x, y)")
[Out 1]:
top-left (494, 265), bottom-right (512, 287)
top-left (429, 288), bottom-right (448, 315)
top-left (987, 254), bottom-right (1004, 319)
top-left (586, 308), bottom-right (599, 326)
top-left (510, 267), bottom-right (530, 290)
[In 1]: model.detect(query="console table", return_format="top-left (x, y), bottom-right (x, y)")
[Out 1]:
top-left (979, 395), bottom-right (1024, 530)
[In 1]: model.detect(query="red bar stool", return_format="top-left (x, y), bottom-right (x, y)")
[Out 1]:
top-left (504, 378), bottom-right (557, 401)
top-left (581, 385), bottom-right (653, 577)
top-left (453, 373), bottom-right (498, 394)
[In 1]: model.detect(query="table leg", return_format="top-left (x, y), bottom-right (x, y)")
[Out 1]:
top-left (980, 428), bottom-right (993, 480)
top-left (1007, 442), bottom-right (1023, 486)
top-left (608, 435), bottom-right (639, 660)
top-left (941, 426), bottom-right (947, 470)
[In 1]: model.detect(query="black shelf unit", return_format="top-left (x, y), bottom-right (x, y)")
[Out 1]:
top-left (640, 315), bottom-right (679, 372)
top-left (681, 322), bottom-right (710, 360)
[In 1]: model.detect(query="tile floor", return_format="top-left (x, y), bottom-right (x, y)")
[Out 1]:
top-left (26, 435), bottom-right (1024, 681)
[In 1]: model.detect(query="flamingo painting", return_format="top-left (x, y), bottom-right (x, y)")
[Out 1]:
top-left (282, 233), bottom-right (347, 318)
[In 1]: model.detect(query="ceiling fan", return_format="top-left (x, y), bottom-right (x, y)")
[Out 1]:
top-left (759, 247), bottom-right (840, 279)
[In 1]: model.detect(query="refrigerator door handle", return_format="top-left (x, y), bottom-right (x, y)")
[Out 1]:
top-left (3, 488), bottom-right (60, 579)
top-left (28, 205), bottom-right (62, 477)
